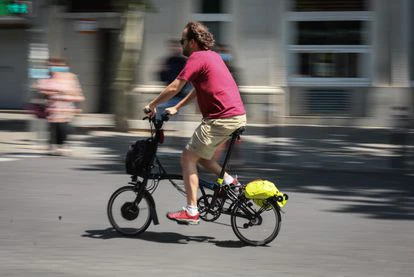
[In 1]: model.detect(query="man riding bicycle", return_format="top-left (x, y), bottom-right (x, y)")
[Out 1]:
top-left (145, 21), bottom-right (246, 225)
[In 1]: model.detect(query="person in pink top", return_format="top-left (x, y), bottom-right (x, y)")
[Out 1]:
top-left (33, 58), bottom-right (84, 155)
top-left (145, 21), bottom-right (246, 224)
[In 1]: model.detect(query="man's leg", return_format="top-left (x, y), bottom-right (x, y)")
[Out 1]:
top-left (166, 148), bottom-right (201, 224)
top-left (181, 148), bottom-right (200, 207)
top-left (198, 158), bottom-right (232, 182)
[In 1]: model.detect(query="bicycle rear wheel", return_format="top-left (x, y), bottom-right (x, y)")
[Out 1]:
top-left (230, 199), bottom-right (281, 246)
top-left (107, 186), bottom-right (152, 236)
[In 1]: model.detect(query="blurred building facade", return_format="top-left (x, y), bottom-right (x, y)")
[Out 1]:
top-left (0, 0), bottom-right (31, 108)
top-left (1, 0), bottom-right (413, 127)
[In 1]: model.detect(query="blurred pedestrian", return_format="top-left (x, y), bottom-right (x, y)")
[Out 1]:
top-left (33, 58), bottom-right (84, 155)
top-left (27, 64), bottom-right (51, 146)
top-left (156, 39), bottom-right (191, 117)
top-left (216, 43), bottom-right (240, 84)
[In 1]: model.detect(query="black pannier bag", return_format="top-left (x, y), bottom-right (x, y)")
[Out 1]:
top-left (125, 138), bottom-right (156, 176)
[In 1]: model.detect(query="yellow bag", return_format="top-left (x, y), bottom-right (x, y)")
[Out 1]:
top-left (244, 179), bottom-right (288, 208)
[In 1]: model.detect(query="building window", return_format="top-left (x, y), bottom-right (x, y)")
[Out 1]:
top-left (293, 0), bottom-right (368, 12)
top-left (297, 21), bottom-right (364, 45)
top-left (287, 0), bottom-right (371, 85)
top-left (68, 0), bottom-right (115, 12)
top-left (194, 0), bottom-right (231, 45)
top-left (201, 0), bottom-right (223, 14)
top-left (298, 53), bottom-right (359, 78)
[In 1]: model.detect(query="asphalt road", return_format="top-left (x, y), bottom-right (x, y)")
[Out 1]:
top-left (1, 150), bottom-right (413, 277)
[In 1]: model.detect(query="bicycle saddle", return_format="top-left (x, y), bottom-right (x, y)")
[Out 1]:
top-left (231, 127), bottom-right (245, 137)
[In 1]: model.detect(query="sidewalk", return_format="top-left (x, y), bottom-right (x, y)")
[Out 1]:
top-left (0, 111), bottom-right (413, 174)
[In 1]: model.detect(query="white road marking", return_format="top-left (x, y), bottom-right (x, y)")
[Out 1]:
top-left (0, 157), bottom-right (18, 162)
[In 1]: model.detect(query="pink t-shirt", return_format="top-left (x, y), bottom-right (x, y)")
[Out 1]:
top-left (177, 50), bottom-right (245, 119)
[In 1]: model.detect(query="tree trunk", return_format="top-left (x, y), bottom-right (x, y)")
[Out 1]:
top-left (113, 4), bottom-right (145, 132)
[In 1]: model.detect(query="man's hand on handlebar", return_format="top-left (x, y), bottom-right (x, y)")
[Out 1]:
top-left (165, 107), bottom-right (178, 116)
top-left (143, 104), bottom-right (174, 122)
top-left (144, 104), bottom-right (156, 118)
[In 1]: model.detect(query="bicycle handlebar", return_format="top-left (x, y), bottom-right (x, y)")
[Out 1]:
top-left (143, 108), bottom-right (170, 129)
top-left (143, 107), bottom-right (151, 114)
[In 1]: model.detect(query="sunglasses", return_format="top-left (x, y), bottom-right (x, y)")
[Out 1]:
top-left (180, 38), bottom-right (187, 45)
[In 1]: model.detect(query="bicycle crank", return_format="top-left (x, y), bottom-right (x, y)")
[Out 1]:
top-left (197, 194), bottom-right (223, 222)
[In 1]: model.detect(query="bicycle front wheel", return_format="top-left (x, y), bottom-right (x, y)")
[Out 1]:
top-left (231, 199), bottom-right (281, 246)
top-left (107, 186), bottom-right (152, 236)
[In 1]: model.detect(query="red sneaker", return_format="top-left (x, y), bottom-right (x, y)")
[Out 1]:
top-left (166, 209), bottom-right (200, 225)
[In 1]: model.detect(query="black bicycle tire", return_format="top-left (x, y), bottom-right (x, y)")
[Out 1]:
top-left (230, 199), bottom-right (282, 246)
top-left (107, 186), bottom-right (153, 236)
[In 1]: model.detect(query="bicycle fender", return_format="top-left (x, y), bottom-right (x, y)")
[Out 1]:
top-left (145, 191), bottom-right (159, 225)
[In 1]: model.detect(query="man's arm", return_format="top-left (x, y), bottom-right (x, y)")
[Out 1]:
top-left (175, 88), bottom-right (196, 110)
top-left (147, 78), bottom-right (187, 112)
top-left (165, 88), bottom-right (196, 115)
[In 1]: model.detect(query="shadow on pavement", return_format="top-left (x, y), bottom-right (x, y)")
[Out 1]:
top-left (210, 240), bottom-right (253, 248)
top-left (83, 228), bottom-right (221, 245)
top-left (138, 231), bottom-right (214, 244)
top-left (82, 228), bottom-right (253, 247)
top-left (82, 228), bottom-right (121, 240)
top-left (281, 170), bottom-right (414, 221)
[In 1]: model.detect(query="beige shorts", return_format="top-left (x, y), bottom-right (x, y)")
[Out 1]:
top-left (186, 114), bottom-right (247, 160)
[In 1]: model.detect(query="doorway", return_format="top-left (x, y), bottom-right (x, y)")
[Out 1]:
top-left (97, 29), bottom-right (118, 113)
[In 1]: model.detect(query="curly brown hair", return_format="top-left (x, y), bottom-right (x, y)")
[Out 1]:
top-left (185, 21), bottom-right (215, 50)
